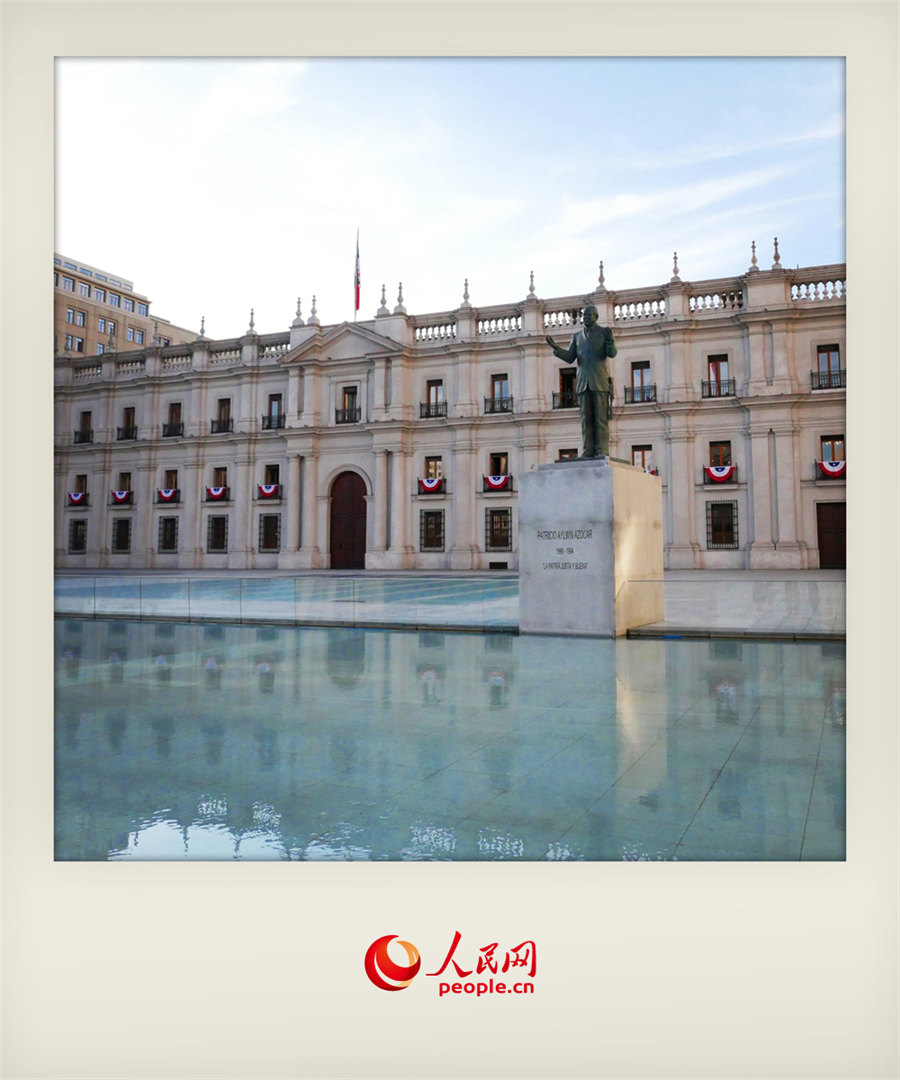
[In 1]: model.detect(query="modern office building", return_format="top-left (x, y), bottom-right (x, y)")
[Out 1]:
top-left (54, 244), bottom-right (846, 573)
top-left (53, 254), bottom-right (195, 359)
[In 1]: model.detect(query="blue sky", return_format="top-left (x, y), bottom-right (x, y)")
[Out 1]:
top-left (56, 56), bottom-right (844, 339)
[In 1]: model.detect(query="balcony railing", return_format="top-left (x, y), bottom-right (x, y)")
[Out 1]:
top-left (162, 422), bottom-right (184, 437)
top-left (156, 489), bottom-right (181, 504)
top-left (552, 391), bottom-right (578, 409)
top-left (117, 426), bottom-right (137, 441)
top-left (335, 407), bottom-right (362, 424)
top-left (420, 401), bottom-right (448, 418)
top-left (701, 379), bottom-right (736, 398)
top-left (484, 396), bottom-right (513, 414)
top-left (261, 414), bottom-right (286, 429)
top-left (73, 430), bottom-right (93, 444)
top-left (811, 370), bottom-right (846, 390)
top-left (624, 385), bottom-right (657, 404)
top-left (703, 465), bottom-right (739, 485)
top-left (210, 418), bottom-right (234, 434)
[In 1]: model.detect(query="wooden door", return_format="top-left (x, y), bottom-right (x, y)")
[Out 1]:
top-left (816, 502), bottom-right (846, 569)
top-left (330, 472), bottom-right (367, 569)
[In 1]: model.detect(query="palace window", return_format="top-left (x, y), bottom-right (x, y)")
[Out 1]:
top-left (117, 471), bottom-right (132, 493)
top-left (164, 469), bottom-right (178, 490)
top-left (263, 393), bottom-right (285, 429)
top-left (207, 516), bottom-right (228, 553)
top-left (118, 406), bottom-right (136, 441)
top-left (706, 501), bottom-right (739, 550)
top-left (632, 445), bottom-right (653, 470)
top-left (821, 435), bottom-right (845, 462)
top-left (163, 402), bottom-right (183, 437)
top-left (485, 508), bottom-right (512, 552)
top-left (703, 355), bottom-right (734, 397)
top-left (489, 452), bottom-right (508, 476)
top-left (420, 510), bottom-right (445, 552)
top-left (421, 379), bottom-right (446, 418)
top-left (553, 369), bottom-right (577, 409)
top-left (486, 374), bottom-right (512, 412)
top-left (158, 517), bottom-right (178, 553)
top-left (709, 441), bottom-right (732, 466)
top-left (337, 386), bottom-right (360, 423)
top-left (424, 456), bottom-right (443, 480)
top-left (258, 514), bottom-right (281, 552)
top-left (264, 463), bottom-right (280, 486)
top-left (213, 466), bottom-right (228, 488)
top-left (813, 344), bottom-right (843, 389)
top-left (111, 518), bottom-right (132, 554)
top-left (78, 282), bottom-right (90, 297)
top-left (627, 362), bottom-right (655, 403)
top-left (68, 519), bottom-right (87, 554)
top-left (212, 398), bottom-right (232, 434)
top-left (74, 474), bottom-right (88, 494)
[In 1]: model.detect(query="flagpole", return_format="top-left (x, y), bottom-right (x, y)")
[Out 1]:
top-left (354, 227), bottom-right (360, 323)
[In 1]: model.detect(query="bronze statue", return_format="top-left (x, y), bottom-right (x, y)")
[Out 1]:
top-left (546, 304), bottom-right (617, 459)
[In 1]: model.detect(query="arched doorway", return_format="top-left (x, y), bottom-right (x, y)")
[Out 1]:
top-left (329, 471), bottom-right (367, 569)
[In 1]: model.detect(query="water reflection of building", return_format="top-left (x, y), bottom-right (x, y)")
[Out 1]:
top-left (53, 619), bottom-right (844, 860)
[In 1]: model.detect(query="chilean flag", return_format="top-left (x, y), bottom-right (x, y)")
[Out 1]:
top-left (418, 477), bottom-right (444, 493)
top-left (705, 465), bottom-right (736, 483)
top-left (818, 460), bottom-right (846, 478)
top-left (354, 229), bottom-right (360, 313)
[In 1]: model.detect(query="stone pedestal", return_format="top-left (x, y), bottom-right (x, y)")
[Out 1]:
top-left (518, 459), bottom-right (664, 637)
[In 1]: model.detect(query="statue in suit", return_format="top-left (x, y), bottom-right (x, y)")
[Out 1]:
top-left (546, 304), bottom-right (617, 459)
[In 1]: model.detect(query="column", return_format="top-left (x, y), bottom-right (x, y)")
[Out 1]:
top-left (286, 454), bottom-right (301, 550)
top-left (185, 459), bottom-right (205, 565)
top-left (136, 461), bottom-right (156, 567)
top-left (665, 425), bottom-right (698, 568)
top-left (771, 422), bottom-right (805, 567)
top-left (386, 447), bottom-right (413, 566)
top-left (297, 452), bottom-right (320, 568)
top-left (227, 453), bottom-right (253, 569)
top-left (449, 432), bottom-right (478, 569)
top-left (747, 425), bottom-right (776, 567)
top-left (373, 449), bottom-right (389, 552)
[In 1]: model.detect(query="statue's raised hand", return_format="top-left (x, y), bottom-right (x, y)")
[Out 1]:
top-left (545, 335), bottom-right (556, 348)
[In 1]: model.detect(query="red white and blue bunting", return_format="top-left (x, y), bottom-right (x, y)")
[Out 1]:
top-left (818, 460), bottom-right (846, 478)
top-left (484, 474), bottom-right (510, 491)
top-left (157, 488), bottom-right (177, 502)
top-left (206, 486), bottom-right (227, 500)
top-left (418, 477), bottom-right (444, 493)
top-left (257, 484), bottom-right (280, 499)
top-left (704, 465), bottom-right (736, 483)
top-left (111, 489), bottom-right (131, 503)
top-left (67, 491), bottom-right (86, 504)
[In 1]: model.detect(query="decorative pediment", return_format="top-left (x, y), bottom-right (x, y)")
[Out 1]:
top-left (281, 322), bottom-right (404, 365)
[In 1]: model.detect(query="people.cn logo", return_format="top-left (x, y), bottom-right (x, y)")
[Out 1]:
top-left (364, 935), bottom-right (421, 992)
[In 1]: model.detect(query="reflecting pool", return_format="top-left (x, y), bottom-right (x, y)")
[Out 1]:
top-left (55, 619), bottom-right (846, 861)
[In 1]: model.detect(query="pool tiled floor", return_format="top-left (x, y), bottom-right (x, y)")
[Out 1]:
top-left (55, 617), bottom-right (846, 861)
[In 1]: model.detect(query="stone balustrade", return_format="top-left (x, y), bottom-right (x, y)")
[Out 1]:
top-left (55, 262), bottom-right (846, 385)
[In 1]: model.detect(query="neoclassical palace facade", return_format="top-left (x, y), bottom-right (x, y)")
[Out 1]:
top-left (54, 249), bottom-right (846, 572)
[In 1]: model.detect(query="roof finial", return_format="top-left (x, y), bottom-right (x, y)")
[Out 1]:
top-left (598, 261), bottom-right (605, 288)
top-left (248, 308), bottom-right (255, 333)
top-left (394, 282), bottom-right (406, 315)
top-left (771, 237), bottom-right (782, 269)
top-left (528, 270), bottom-right (535, 297)
top-left (670, 251), bottom-right (680, 282)
top-left (460, 278), bottom-right (471, 309)
top-left (376, 284), bottom-right (389, 316)
top-left (308, 295), bottom-right (320, 326)
top-left (291, 297), bottom-right (305, 328)
top-left (199, 315), bottom-right (206, 338)
top-left (748, 241), bottom-right (759, 273)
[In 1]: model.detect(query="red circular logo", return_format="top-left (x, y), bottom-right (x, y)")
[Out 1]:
top-left (364, 935), bottom-right (421, 991)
